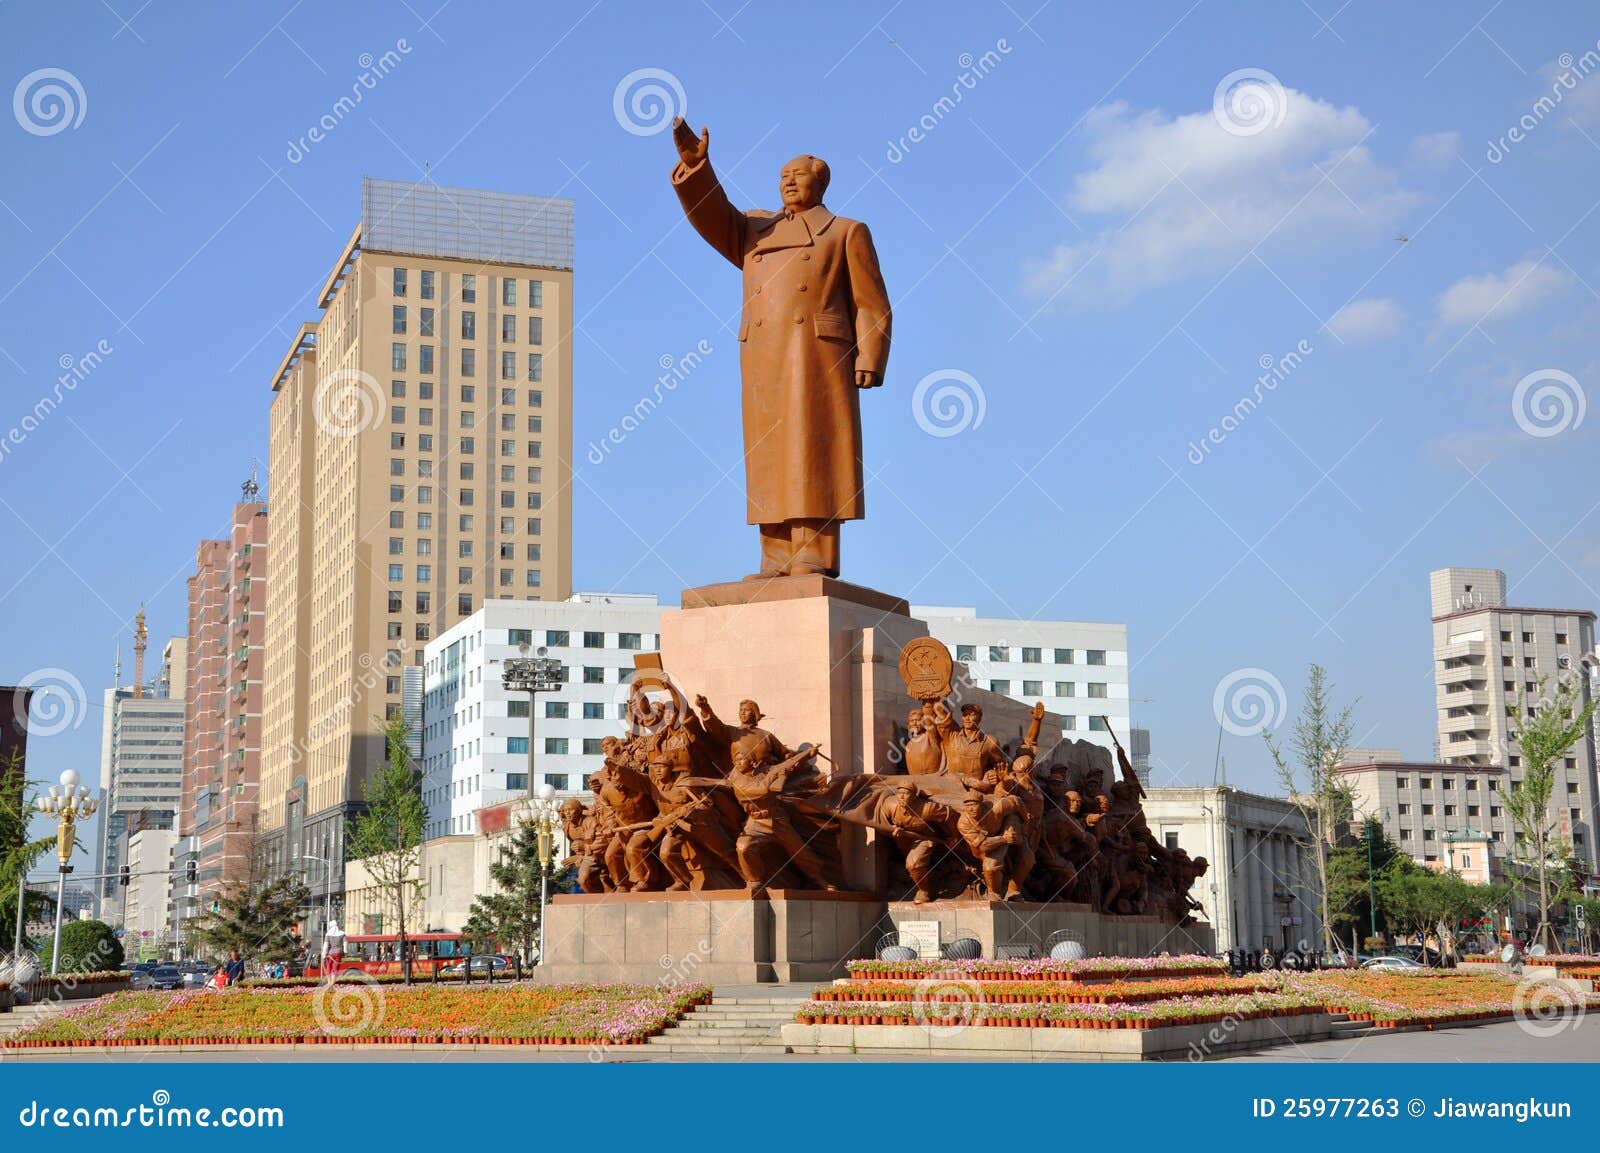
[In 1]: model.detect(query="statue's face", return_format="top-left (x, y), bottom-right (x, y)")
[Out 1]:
top-left (738, 701), bottom-right (760, 726)
top-left (960, 709), bottom-right (980, 735)
top-left (779, 157), bottom-right (824, 209)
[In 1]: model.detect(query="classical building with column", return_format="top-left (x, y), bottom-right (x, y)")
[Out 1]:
top-left (1143, 786), bottom-right (1321, 953)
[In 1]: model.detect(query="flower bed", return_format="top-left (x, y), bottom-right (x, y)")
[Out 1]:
top-left (1288, 971), bottom-right (1573, 1029)
top-left (813, 975), bottom-right (1272, 1005)
top-left (2, 982), bottom-right (712, 1049)
top-left (844, 954), bottom-right (1226, 982)
top-left (797, 990), bottom-right (1325, 1030)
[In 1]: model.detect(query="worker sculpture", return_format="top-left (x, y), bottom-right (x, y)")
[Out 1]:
top-left (555, 643), bottom-right (1207, 922)
top-left (670, 117), bottom-right (892, 579)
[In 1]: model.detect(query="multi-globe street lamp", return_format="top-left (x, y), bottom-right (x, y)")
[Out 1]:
top-left (527, 782), bottom-right (559, 966)
top-left (500, 642), bottom-right (564, 801)
top-left (35, 769), bottom-right (98, 975)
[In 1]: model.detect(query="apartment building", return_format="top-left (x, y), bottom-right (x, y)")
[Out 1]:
top-left (1336, 750), bottom-right (1512, 872)
top-left (421, 595), bottom-right (660, 839)
top-left (1429, 567), bottom-right (1598, 867)
top-left (123, 828), bottom-right (176, 960)
top-left (260, 178), bottom-right (575, 905)
top-left (180, 482), bottom-right (268, 936)
top-left (911, 605), bottom-right (1131, 753)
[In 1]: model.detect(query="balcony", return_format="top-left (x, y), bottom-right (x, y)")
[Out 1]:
top-left (1439, 711), bottom-right (1489, 735)
top-left (1441, 739), bottom-right (1497, 762)
top-left (1438, 663), bottom-right (1486, 687)
top-left (1437, 687), bottom-right (1491, 708)
top-left (1437, 639), bottom-right (1486, 660)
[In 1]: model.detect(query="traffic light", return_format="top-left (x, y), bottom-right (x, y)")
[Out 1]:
top-left (119, 865), bottom-right (130, 887)
top-left (185, 858), bottom-right (197, 884)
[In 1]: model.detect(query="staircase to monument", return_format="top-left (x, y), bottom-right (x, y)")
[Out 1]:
top-left (646, 992), bottom-right (812, 1055)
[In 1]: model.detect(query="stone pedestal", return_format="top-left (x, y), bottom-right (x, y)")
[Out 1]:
top-left (660, 576), bottom-right (1054, 893)
top-left (534, 891), bottom-right (885, 984)
top-left (885, 900), bottom-right (1215, 958)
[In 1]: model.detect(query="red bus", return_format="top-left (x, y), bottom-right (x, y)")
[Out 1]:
top-left (311, 932), bottom-right (469, 977)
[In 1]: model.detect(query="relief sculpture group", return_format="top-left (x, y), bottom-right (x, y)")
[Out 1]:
top-left (557, 638), bottom-right (1208, 924)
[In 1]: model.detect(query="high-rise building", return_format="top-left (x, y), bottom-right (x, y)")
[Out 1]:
top-left (181, 481), bottom-right (268, 935)
top-left (95, 636), bottom-right (187, 925)
top-left (1428, 567), bottom-right (1598, 867)
top-left (260, 178), bottom-right (575, 911)
top-left (124, 828), bottom-right (177, 961)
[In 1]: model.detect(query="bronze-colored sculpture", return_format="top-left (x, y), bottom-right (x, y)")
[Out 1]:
top-left (670, 117), bottom-right (892, 579)
top-left (552, 644), bottom-right (1206, 923)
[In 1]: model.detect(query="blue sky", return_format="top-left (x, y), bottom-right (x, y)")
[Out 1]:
top-left (3, 0), bottom-right (1597, 842)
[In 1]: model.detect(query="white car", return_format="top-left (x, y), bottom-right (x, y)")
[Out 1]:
top-left (1361, 955), bottom-right (1425, 972)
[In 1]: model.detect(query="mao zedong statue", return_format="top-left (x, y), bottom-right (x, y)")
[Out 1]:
top-left (670, 117), bottom-right (892, 579)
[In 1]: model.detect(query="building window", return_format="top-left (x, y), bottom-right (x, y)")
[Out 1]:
top-left (527, 353), bottom-right (543, 381)
top-left (528, 316), bottom-right (543, 345)
top-left (461, 348), bottom-right (475, 377)
top-left (1441, 778), bottom-right (1453, 790)
top-left (416, 565), bottom-right (431, 582)
top-left (989, 646), bottom-right (1009, 662)
top-left (393, 268), bottom-right (407, 296)
top-left (392, 343), bottom-right (406, 371)
top-left (1087, 683), bottom-right (1108, 699)
top-left (1164, 832), bottom-right (1179, 850)
top-left (1088, 717), bottom-right (1108, 731)
top-left (1055, 682), bottom-right (1075, 697)
top-left (502, 278), bottom-right (516, 306)
top-left (419, 345), bottom-right (434, 374)
top-left (529, 389), bottom-right (542, 407)
top-left (392, 305), bottom-right (406, 334)
top-left (1086, 650), bottom-right (1107, 665)
top-left (545, 701), bottom-right (568, 719)
top-left (582, 738), bottom-right (604, 756)
top-left (989, 679), bottom-right (1010, 694)
top-left (544, 738), bottom-right (568, 755)
top-left (461, 274), bottom-right (476, 302)
top-left (502, 351), bottom-right (516, 380)
top-left (507, 737), bottom-right (529, 755)
top-left (547, 629), bottom-right (569, 646)
top-left (507, 699), bottom-right (529, 718)
top-left (1396, 776), bottom-right (1409, 789)
top-left (955, 644), bottom-right (976, 662)
top-left (389, 510), bottom-right (404, 527)
top-left (1022, 680), bottom-right (1043, 697)
top-left (583, 666), bottom-right (603, 684)
top-left (1419, 778), bottom-right (1432, 789)
top-left (618, 632), bottom-right (642, 650)
top-left (1063, 716), bottom-right (1077, 731)
top-left (1054, 648), bottom-right (1074, 664)
top-left (583, 631), bottom-right (605, 648)
top-left (388, 536), bottom-right (404, 554)
top-left (1397, 803), bottom-right (1409, 815)
top-left (501, 314), bottom-right (517, 343)
top-left (529, 280), bottom-right (543, 308)
top-left (388, 564), bottom-right (403, 581)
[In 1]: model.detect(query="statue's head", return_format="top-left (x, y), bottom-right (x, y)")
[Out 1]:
top-left (737, 699), bottom-right (762, 726)
top-left (559, 799), bottom-right (584, 821)
top-left (960, 703), bottom-right (982, 734)
top-left (780, 155), bottom-right (829, 210)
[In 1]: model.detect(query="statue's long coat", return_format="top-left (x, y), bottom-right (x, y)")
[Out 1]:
top-left (672, 157), bottom-right (891, 525)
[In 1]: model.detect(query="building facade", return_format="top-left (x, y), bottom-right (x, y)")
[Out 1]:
top-left (1336, 750), bottom-right (1513, 872)
top-left (260, 178), bottom-right (576, 910)
top-left (1429, 567), bottom-right (1598, 866)
top-left (95, 638), bottom-right (187, 927)
top-left (421, 595), bottom-right (659, 839)
top-left (123, 828), bottom-right (176, 960)
top-left (911, 605), bottom-right (1131, 753)
top-left (1142, 786), bottom-right (1322, 954)
top-left (181, 487), bottom-right (268, 941)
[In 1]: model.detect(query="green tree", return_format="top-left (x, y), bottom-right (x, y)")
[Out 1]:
top-left (461, 817), bottom-right (574, 963)
top-left (1506, 674), bottom-right (1596, 951)
top-left (1326, 816), bottom-right (1402, 951)
top-left (1577, 895), bottom-right (1600, 953)
top-left (38, 919), bottom-right (123, 972)
top-left (347, 714), bottom-right (425, 981)
top-left (1377, 864), bottom-right (1509, 965)
top-left (189, 875), bottom-right (309, 964)
top-left (1265, 663), bottom-right (1356, 956)
top-left (0, 751), bottom-right (57, 949)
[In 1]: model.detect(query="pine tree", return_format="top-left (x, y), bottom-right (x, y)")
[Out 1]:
top-left (462, 817), bottom-right (573, 963)
top-left (189, 875), bottom-right (309, 964)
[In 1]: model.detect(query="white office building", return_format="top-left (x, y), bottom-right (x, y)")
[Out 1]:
top-left (912, 605), bottom-right (1131, 753)
top-left (421, 595), bottom-right (661, 840)
top-left (123, 828), bottom-right (177, 959)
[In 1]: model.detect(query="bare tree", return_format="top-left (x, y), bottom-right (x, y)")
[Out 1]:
top-left (347, 715), bottom-right (425, 982)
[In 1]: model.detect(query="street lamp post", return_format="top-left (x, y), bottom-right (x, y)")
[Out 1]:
top-left (500, 643), bottom-right (564, 801)
top-left (35, 770), bottom-right (98, 975)
top-left (528, 783), bottom-right (559, 965)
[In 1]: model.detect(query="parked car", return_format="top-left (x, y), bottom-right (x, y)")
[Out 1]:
top-left (1361, 955), bottom-right (1425, 972)
top-left (144, 965), bottom-right (185, 991)
top-left (437, 955), bottom-right (514, 979)
top-left (179, 963), bottom-right (213, 989)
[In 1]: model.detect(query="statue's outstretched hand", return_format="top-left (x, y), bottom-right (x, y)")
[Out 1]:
top-left (855, 370), bottom-right (881, 389)
top-left (672, 117), bottom-right (709, 169)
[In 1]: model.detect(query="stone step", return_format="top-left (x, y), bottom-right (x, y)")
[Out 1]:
top-left (646, 1039), bottom-right (787, 1052)
top-left (672, 1019), bottom-right (793, 1031)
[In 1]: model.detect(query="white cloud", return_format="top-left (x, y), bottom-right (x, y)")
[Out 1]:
top-left (1325, 297), bottom-right (1404, 341)
top-left (1436, 260), bottom-right (1569, 326)
top-left (1407, 130), bottom-right (1460, 169)
top-left (1024, 88), bottom-right (1417, 303)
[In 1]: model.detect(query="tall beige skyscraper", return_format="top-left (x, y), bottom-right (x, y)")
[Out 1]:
top-left (261, 178), bottom-right (574, 916)
top-left (1429, 567), bottom-right (1598, 868)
